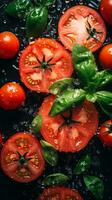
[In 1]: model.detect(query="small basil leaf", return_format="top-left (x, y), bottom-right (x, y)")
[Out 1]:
top-left (43, 173), bottom-right (70, 186)
top-left (49, 78), bottom-right (74, 95)
top-left (26, 7), bottom-right (48, 38)
top-left (6, 0), bottom-right (32, 19)
top-left (93, 70), bottom-right (112, 89)
top-left (72, 44), bottom-right (97, 87)
top-left (86, 93), bottom-right (97, 103)
top-left (84, 175), bottom-right (104, 200)
top-left (74, 155), bottom-right (91, 175)
top-left (31, 114), bottom-right (42, 134)
top-left (96, 91), bottom-right (112, 117)
top-left (40, 140), bottom-right (58, 166)
top-left (49, 89), bottom-right (86, 116)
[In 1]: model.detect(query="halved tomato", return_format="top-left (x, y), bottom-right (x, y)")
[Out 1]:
top-left (38, 187), bottom-right (83, 200)
top-left (19, 38), bottom-right (73, 93)
top-left (0, 132), bottom-right (45, 182)
top-left (58, 5), bottom-right (106, 52)
top-left (39, 96), bottom-right (98, 152)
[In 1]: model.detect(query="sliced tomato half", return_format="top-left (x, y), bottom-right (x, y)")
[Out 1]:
top-left (19, 38), bottom-right (73, 93)
top-left (0, 132), bottom-right (45, 182)
top-left (38, 187), bottom-right (83, 200)
top-left (58, 5), bottom-right (106, 52)
top-left (39, 95), bottom-right (98, 152)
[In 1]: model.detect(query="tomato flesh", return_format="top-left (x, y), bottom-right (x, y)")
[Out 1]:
top-left (99, 120), bottom-right (112, 146)
top-left (58, 5), bottom-right (106, 52)
top-left (19, 38), bottom-right (73, 93)
top-left (0, 132), bottom-right (45, 182)
top-left (39, 96), bottom-right (98, 152)
top-left (38, 187), bottom-right (83, 200)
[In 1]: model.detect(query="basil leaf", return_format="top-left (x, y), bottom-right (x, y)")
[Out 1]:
top-left (31, 114), bottom-right (42, 134)
top-left (49, 78), bottom-right (74, 95)
top-left (84, 175), bottom-right (104, 199)
top-left (96, 91), bottom-right (112, 117)
top-left (26, 7), bottom-right (48, 38)
top-left (43, 173), bottom-right (70, 186)
top-left (6, 0), bottom-right (32, 19)
top-left (49, 89), bottom-right (86, 116)
top-left (72, 44), bottom-right (97, 87)
top-left (74, 155), bottom-right (91, 175)
top-left (40, 140), bottom-right (58, 166)
top-left (86, 93), bottom-right (97, 103)
top-left (34, 0), bottom-right (55, 7)
top-left (93, 70), bottom-right (112, 89)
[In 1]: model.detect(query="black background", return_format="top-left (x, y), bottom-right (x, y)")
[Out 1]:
top-left (0, 0), bottom-right (112, 200)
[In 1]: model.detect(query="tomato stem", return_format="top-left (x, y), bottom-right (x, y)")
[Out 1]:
top-left (33, 55), bottom-right (55, 71)
top-left (16, 151), bottom-right (31, 165)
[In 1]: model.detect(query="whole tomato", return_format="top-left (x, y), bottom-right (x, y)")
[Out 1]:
top-left (100, 0), bottom-right (112, 25)
top-left (99, 44), bottom-right (112, 69)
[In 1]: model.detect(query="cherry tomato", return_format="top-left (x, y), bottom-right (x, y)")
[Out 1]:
top-left (0, 32), bottom-right (20, 59)
top-left (39, 96), bottom-right (98, 152)
top-left (0, 132), bottom-right (45, 182)
top-left (58, 5), bottom-right (106, 52)
top-left (99, 120), bottom-right (112, 146)
top-left (0, 82), bottom-right (26, 110)
top-left (38, 187), bottom-right (83, 200)
top-left (19, 38), bottom-right (73, 93)
top-left (99, 44), bottom-right (112, 69)
top-left (100, 0), bottom-right (112, 26)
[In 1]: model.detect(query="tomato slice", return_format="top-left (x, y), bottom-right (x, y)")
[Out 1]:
top-left (98, 120), bottom-right (112, 146)
top-left (58, 5), bottom-right (106, 52)
top-left (19, 38), bottom-right (73, 93)
top-left (39, 96), bottom-right (98, 152)
top-left (38, 187), bottom-right (83, 200)
top-left (0, 132), bottom-right (45, 182)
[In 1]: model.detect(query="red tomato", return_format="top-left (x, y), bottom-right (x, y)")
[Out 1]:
top-left (100, 0), bottom-right (112, 26)
top-left (58, 5), bottom-right (106, 52)
top-left (38, 187), bottom-right (83, 200)
top-left (99, 44), bottom-right (112, 69)
top-left (0, 132), bottom-right (45, 182)
top-left (0, 82), bottom-right (26, 110)
top-left (0, 32), bottom-right (20, 59)
top-left (98, 120), bottom-right (112, 146)
top-left (19, 38), bottom-right (73, 93)
top-left (39, 96), bottom-right (98, 152)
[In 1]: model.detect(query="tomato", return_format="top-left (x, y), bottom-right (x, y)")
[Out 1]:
top-left (0, 82), bottom-right (26, 110)
top-left (38, 187), bottom-right (83, 200)
top-left (58, 5), bottom-right (106, 52)
top-left (19, 38), bottom-right (73, 93)
top-left (39, 96), bottom-right (98, 152)
top-left (0, 32), bottom-right (20, 59)
top-left (99, 44), bottom-right (112, 69)
top-left (100, 0), bottom-right (112, 26)
top-left (0, 134), bottom-right (3, 149)
top-left (0, 132), bottom-right (45, 182)
top-left (98, 120), bottom-right (112, 146)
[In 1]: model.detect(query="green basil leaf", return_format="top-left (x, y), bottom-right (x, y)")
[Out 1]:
top-left (49, 78), bottom-right (74, 95)
top-left (84, 175), bottom-right (104, 199)
top-left (86, 93), bottom-right (97, 103)
top-left (72, 44), bottom-right (97, 87)
top-left (40, 140), bottom-right (58, 166)
top-left (93, 70), bottom-right (112, 89)
top-left (96, 91), bottom-right (112, 117)
top-left (31, 114), bottom-right (42, 134)
top-left (6, 0), bottom-right (32, 19)
top-left (43, 173), bottom-right (70, 186)
top-left (26, 7), bottom-right (48, 38)
top-left (74, 155), bottom-right (91, 175)
top-left (34, 0), bottom-right (55, 7)
top-left (49, 89), bottom-right (86, 116)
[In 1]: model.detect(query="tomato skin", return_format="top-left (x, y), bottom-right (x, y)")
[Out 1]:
top-left (19, 38), bottom-right (73, 93)
top-left (99, 120), bottom-right (112, 146)
top-left (0, 132), bottom-right (45, 183)
top-left (0, 82), bottom-right (26, 110)
top-left (99, 44), bottom-right (112, 69)
top-left (39, 95), bottom-right (98, 152)
top-left (0, 32), bottom-right (20, 59)
top-left (100, 0), bottom-right (112, 26)
top-left (58, 5), bottom-right (106, 52)
top-left (38, 187), bottom-right (83, 200)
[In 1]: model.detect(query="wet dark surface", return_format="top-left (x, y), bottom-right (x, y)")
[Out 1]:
top-left (0, 0), bottom-right (112, 200)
